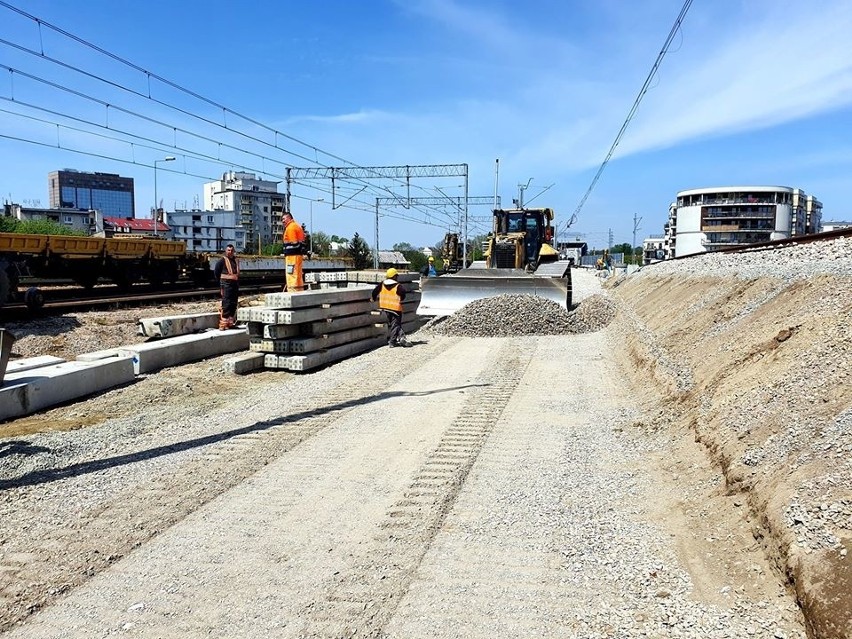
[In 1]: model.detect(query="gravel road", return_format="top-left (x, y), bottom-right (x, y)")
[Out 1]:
top-left (0, 265), bottom-right (837, 637)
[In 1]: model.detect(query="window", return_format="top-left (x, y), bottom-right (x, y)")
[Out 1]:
top-left (63, 215), bottom-right (73, 224)
top-left (207, 216), bottom-right (214, 223)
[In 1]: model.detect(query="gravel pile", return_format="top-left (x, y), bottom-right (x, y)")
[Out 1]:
top-left (426, 293), bottom-right (617, 337)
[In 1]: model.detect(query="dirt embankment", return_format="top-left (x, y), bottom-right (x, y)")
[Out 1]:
top-left (608, 272), bottom-right (852, 638)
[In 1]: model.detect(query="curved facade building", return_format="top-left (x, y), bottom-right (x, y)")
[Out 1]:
top-left (665, 186), bottom-right (822, 257)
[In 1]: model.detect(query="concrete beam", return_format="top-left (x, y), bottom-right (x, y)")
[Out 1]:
top-left (265, 335), bottom-right (386, 372)
top-left (0, 356), bottom-right (136, 422)
top-left (263, 287), bottom-right (372, 309)
top-left (4, 355), bottom-right (66, 374)
top-left (240, 300), bottom-right (375, 325)
top-left (224, 352), bottom-right (266, 375)
top-left (287, 325), bottom-right (384, 354)
top-left (117, 329), bottom-right (250, 375)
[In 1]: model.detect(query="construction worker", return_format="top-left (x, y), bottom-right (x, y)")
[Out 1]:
top-left (371, 268), bottom-right (410, 347)
top-left (281, 211), bottom-right (307, 292)
top-left (420, 256), bottom-right (437, 278)
top-left (214, 244), bottom-right (239, 329)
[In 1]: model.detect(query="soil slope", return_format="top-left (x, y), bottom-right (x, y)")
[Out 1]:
top-left (608, 270), bottom-right (852, 638)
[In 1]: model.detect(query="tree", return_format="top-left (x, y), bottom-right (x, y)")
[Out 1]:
top-left (393, 242), bottom-right (417, 254)
top-left (311, 231), bottom-right (332, 257)
top-left (405, 251), bottom-right (427, 273)
top-left (14, 219), bottom-right (86, 235)
top-left (347, 233), bottom-right (372, 269)
top-left (0, 216), bottom-right (19, 233)
top-left (470, 234), bottom-right (489, 261)
top-left (262, 242), bottom-right (283, 256)
top-left (611, 242), bottom-right (632, 257)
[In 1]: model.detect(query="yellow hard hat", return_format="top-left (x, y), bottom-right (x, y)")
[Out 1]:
top-left (386, 267), bottom-right (398, 278)
top-left (428, 256), bottom-right (434, 262)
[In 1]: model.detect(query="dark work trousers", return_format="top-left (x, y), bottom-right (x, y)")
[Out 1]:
top-left (220, 280), bottom-right (239, 320)
top-left (383, 310), bottom-right (403, 344)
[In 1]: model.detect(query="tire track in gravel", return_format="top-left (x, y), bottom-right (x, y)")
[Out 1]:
top-left (0, 339), bottom-right (457, 633)
top-left (300, 340), bottom-right (532, 638)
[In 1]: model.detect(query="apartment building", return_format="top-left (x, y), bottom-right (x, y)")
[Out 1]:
top-left (665, 186), bottom-right (822, 257)
top-left (202, 171), bottom-right (285, 252)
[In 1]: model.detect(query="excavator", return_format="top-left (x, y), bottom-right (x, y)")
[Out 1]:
top-left (417, 207), bottom-right (572, 317)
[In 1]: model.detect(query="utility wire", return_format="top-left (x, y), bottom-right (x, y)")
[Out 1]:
top-left (0, 1), bottom-right (465, 233)
top-left (0, 1), bottom-right (461, 219)
top-left (569, 0), bottom-right (694, 227)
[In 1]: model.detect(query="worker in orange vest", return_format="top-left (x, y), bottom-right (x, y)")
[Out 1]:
top-left (214, 243), bottom-right (240, 329)
top-left (371, 268), bottom-right (411, 347)
top-left (281, 211), bottom-right (307, 292)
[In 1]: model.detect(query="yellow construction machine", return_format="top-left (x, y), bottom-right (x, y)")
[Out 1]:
top-left (417, 208), bottom-right (572, 317)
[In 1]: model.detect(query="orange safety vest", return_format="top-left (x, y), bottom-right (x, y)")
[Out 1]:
top-left (378, 282), bottom-right (403, 312)
top-left (220, 256), bottom-right (239, 281)
top-left (283, 219), bottom-right (305, 243)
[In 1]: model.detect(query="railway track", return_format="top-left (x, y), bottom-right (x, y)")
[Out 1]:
top-left (0, 281), bottom-right (284, 319)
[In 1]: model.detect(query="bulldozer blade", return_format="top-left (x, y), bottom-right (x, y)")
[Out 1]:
top-left (416, 270), bottom-right (571, 317)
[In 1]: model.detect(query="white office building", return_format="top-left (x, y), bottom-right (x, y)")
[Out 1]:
top-left (199, 171), bottom-right (285, 253)
top-left (164, 209), bottom-right (247, 253)
top-left (665, 186), bottom-right (822, 257)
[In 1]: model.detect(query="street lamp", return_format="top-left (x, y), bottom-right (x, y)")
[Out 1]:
top-left (309, 198), bottom-right (324, 255)
top-left (153, 156), bottom-right (175, 237)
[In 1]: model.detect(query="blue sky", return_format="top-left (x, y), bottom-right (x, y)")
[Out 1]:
top-left (2, 0), bottom-right (852, 251)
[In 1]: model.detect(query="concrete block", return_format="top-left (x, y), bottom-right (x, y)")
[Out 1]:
top-left (264, 354), bottom-right (284, 369)
top-left (117, 328), bottom-right (250, 375)
top-left (137, 313), bottom-right (219, 338)
top-left (258, 308), bottom-right (282, 324)
top-left (241, 307), bottom-right (281, 323)
top-left (0, 356), bottom-right (136, 422)
top-left (224, 352), bottom-right (266, 375)
top-left (263, 324), bottom-right (301, 339)
top-left (249, 338), bottom-right (289, 353)
top-left (4, 355), bottom-right (65, 374)
top-left (303, 313), bottom-right (377, 336)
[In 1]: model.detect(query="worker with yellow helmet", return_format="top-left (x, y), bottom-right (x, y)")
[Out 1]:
top-left (420, 255), bottom-right (438, 278)
top-left (371, 267), bottom-right (411, 347)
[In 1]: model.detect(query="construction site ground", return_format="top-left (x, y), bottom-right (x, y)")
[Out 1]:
top-left (0, 266), bottom-right (849, 638)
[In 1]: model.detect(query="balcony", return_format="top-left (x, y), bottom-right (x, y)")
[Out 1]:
top-left (701, 234), bottom-right (771, 247)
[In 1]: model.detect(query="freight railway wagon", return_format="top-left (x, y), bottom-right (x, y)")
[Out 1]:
top-left (0, 232), bottom-right (211, 308)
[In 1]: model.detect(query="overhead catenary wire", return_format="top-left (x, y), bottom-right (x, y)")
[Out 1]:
top-left (568, 0), bottom-right (694, 228)
top-left (0, 5), bottom-right (466, 237)
top-left (0, 1), bottom-right (463, 228)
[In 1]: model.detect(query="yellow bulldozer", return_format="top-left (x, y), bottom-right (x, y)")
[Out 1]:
top-left (417, 208), bottom-right (572, 317)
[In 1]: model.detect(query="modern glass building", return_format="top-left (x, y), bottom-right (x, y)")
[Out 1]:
top-left (48, 170), bottom-right (135, 218)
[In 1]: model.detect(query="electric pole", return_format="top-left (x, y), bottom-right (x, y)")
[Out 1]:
top-left (632, 212), bottom-right (642, 265)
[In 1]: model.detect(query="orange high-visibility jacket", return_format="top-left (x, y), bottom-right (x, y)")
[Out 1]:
top-left (282, 219), bottom-right (306, 256)
top-left (378, 282), bottom-right (403, 312)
